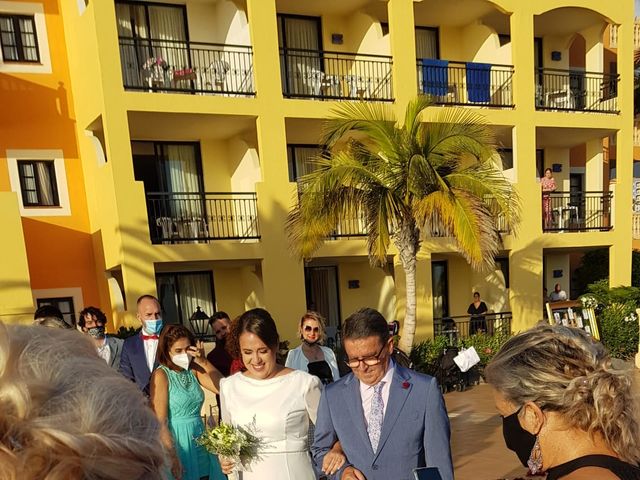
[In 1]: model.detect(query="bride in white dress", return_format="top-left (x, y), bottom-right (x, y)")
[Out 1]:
top-left (220, 308), bottom-right (343, 480)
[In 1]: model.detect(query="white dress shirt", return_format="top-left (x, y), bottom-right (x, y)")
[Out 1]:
top-left (96, 337), bottom-right (111, 365)
top-left (143, 337), bottom-right (158, 372)
top-left (359, 360), bottom-right (395, 430)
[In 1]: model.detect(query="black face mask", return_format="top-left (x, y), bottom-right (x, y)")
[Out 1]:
top-left (502, 407), bottom-right (536, 468)
top-left (88, 326), bottom-right (106, 339)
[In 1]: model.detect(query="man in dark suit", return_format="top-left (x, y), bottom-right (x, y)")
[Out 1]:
top-left (312, 308), bottom-right (453, 480)
top-left (79, 306), bottom-right (123, 370)
top-left (119, 295), bottom-right (163, 393)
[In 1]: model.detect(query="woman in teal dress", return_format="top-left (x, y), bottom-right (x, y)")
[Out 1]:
top-left (150, 325), bottom-right (225, 480)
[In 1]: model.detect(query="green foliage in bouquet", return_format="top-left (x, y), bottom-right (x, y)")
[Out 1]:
top-left (196, 419), bottom-right (265, 467)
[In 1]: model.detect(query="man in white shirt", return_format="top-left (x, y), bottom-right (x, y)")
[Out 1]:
top-left (549, 283), bottom-right (568, 302)
top-left (78, 306), bottom-right (123, 370)
top-left (119, 295), bottom-right (164, 394)
top-left (312, 308), bottom-right (453, 480)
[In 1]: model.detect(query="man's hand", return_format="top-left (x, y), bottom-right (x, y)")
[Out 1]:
top-left (341, 466), bottom-right (366, 480)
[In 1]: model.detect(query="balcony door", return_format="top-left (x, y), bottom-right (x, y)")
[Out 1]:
top-left (287, 144), bottom-right (322, 182)
top-left (415, 27), bottom-right (439, 59)
top-left (116, 1), bottom-right (189, 87)
top-left (132, 141), bottom-right (204, 242)
top-left (277, 14), bottom-right (322, 96)
top-left (304, 266), bottom-right (341, 342)
top-left (431, 260), bottom-right (449, 320)
top-left (156, 271), bottom-right (215, 326)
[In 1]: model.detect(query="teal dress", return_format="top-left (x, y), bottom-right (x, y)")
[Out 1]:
top-left (160, 365), bottom-right (224, 480)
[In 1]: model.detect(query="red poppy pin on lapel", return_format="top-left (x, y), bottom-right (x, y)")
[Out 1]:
top-left (402, 381), bottom-right (410, 389)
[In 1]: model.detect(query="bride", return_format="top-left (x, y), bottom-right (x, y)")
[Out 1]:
top-left (219, 308), bottom-right (344, 479)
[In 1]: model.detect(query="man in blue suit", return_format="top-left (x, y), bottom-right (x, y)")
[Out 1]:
top-left (312, 308), bottom-right (453, 480)
top-left (119, 295), bottom-right (164, 394)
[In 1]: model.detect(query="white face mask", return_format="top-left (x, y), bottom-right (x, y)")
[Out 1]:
top-left (171, 352), bottom-right (191, 370)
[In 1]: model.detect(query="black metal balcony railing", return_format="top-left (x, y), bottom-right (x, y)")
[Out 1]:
top-left (119, 37), bottom-right (255, 96)
top-left (147, 192), bottom-right (260, 244)
top-left (280, 48), bottom-right (393, 101)
top-left (434, 312), bottom-right (512, 340)
top-left (416, 59), bottom-right (514, 107)
top-left (535, 68), bottom-right (619, 113)
top-left (542, 191), bottom-right (612, 232)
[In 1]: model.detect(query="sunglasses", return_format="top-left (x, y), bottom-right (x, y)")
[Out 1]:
top-left (303, 326), bottom-right (320, 333)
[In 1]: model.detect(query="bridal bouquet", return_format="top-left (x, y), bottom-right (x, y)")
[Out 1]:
top-left (196, 419), bottom-right (265, 471)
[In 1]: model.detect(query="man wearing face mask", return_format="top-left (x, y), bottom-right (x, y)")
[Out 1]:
top-left (79, 306), bottom-right (123, 370)
top-left (119, 295), bottom-right (164, 394)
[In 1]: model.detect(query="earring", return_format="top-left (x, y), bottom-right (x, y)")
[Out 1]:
top-left (527, 436), bottom-right (543, 474)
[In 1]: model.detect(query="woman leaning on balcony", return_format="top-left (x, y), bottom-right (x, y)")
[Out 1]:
top-left (541, 168), bottom-right (557, 229)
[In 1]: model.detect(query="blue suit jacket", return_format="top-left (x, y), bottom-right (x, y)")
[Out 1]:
top-left (119, 334), bottom-right (154, 394)
top-left (312, 364), bottom-right (453, 480)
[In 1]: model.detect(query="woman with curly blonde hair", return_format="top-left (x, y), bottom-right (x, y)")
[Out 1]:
top-left (0, 322), bottom-right (165, 480)
top-left (485, 324), bottom-right (640, 480)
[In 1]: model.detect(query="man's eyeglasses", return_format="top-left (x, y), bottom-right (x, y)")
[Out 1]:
top-left (345, 344), bottom-right (387, 369)
top-left (304, 326), bottom-right (320, 333)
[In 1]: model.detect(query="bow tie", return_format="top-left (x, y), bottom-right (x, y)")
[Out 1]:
top-left (142, 334), bottom-right (159, 340)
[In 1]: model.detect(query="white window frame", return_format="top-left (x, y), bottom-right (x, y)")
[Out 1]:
top-left (0, 1), bottom-right (51, 74)
top-left (7, 149), bottom-right (71, 216)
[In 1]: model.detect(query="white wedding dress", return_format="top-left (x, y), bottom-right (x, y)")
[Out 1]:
top-left (220, 369), bottom-right (322, 480)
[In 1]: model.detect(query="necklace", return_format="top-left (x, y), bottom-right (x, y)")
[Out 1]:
top-left (176, 369), bottom-right (193, 389)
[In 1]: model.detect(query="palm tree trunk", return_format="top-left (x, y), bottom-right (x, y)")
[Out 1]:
top-left (395, 221), bottom-right (420, 354)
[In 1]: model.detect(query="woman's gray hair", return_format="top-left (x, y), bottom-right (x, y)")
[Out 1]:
top-left (485, 323), bottom-right (640, 464)
top-left (0, 322), bottom-right (165, 479)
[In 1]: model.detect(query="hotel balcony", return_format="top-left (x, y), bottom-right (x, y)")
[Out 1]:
top-left (147, 191), bottom-right (259, 244)
top-left (417, 60), bottom-right (514, 108)
top-left (535, 68), bottom-right (618, 113)
top-left (115, 0), bottom-right (253, 96)
top-left (542, 191), bottom-right (612, 233)
top-left (280, 48), bottom-right (393, 101)
top-left (119, 38), bottom-right (255, 96)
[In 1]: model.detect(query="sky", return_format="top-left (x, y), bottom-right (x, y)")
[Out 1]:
top-left (637, 0), bottom-right (640, 15)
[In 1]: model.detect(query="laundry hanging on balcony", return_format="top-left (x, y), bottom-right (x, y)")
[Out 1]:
top-left (466, 62), bottom-right (491, 103)
top-left (421, 58), bottom-right (449, 96)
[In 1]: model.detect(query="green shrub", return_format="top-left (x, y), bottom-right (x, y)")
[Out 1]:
top-left (458, 332), bottom-right (512, 367)
top-left (114, 326), bottom-right (140, 339)
top-left (409, 332), bottom-right (512, 377)
top-left (409, 336), bottom-right (450, 376)
top-left (585, 280), bottom-right (640, 361)
top-left (598, 302), bottom-right (639, 360)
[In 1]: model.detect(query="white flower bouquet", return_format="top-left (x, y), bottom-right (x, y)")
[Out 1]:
top-left (196, 419), bottom-right (265, 472)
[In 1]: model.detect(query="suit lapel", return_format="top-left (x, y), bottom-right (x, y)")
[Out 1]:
top-left (134, 335), bottom-right (152, 377)
top-left (374, 366), bottom-right (412, 458)
top-left (343, 375), bottom-right (373, 453)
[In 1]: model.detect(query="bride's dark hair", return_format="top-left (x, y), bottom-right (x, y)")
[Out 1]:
top-left (226, 308), bottom-right (279, 359)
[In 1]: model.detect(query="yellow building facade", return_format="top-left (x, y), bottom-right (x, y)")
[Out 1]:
top-left (0, 0), bottom-right (99, 325)
top-left (1, 0), bottom-right (635, 344)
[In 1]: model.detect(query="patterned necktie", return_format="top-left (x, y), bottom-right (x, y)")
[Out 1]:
top-left (368, 381), bottom-right (385, 452)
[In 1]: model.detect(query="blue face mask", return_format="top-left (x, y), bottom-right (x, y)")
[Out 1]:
top-left (144, 318), bottom-right (163, 335)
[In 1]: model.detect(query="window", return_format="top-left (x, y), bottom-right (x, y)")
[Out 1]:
top-left (17, 160), bottom-right (59, 206)
top-left (37, 296), bottom-right (76, 327)
top-left (498, 148), bottom-right (513, 170)
top-left (496, 257), bottom-right (510, 289)
top-left (156, 271), bottom-right (215, 326)
top-left (0, 14), bottom-right (39, 62)
top-left (286, 144), bottom-right (324, 182)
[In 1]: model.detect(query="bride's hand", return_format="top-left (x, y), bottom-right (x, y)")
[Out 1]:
top-left (322, 444), bottom-right (346, 475)
top-left (220, 457), bottom-right (236, 474)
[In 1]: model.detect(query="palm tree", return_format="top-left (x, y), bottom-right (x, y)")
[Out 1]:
top-left (286, 96), bottom-right (519, 353)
